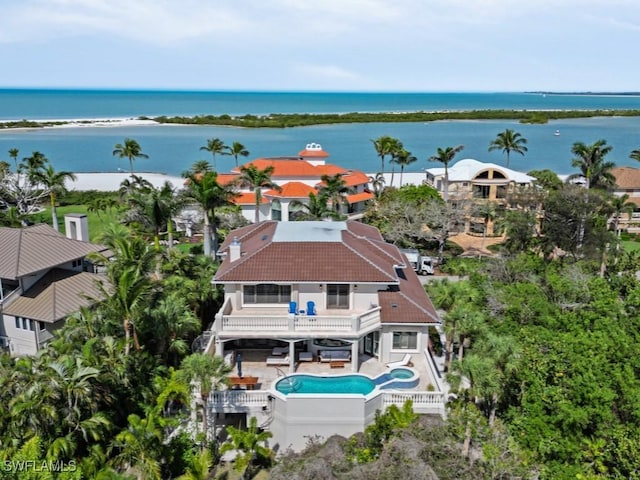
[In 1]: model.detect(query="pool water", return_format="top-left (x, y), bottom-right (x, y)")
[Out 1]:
top-left (276, 368), bottom-right (416, 395)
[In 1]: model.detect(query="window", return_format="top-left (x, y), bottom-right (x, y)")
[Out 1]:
top-left (243, 284), bottom-right (291, 304)
top-left (392, 331), bottom-right (418, 350)
top-left (327, 284), bottom-right (349, 309)
top-left (15, 317), bottom-right (34, 331)
top-left (271, 199), bottom-right (282, 221)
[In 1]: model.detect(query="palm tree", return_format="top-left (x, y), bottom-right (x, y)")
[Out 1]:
top-left (8, 148), bottom-right (19, 169)
top-left (319, 173), bottom-right (351, 215)
top-left (177, 448), bottom-right (213, 480)
top-left (31, 164), bottom-right (77, 231)
top-left (293, 192), bottom-right (337, 221)
top-left (371, 135), bottom-right (401, 173)
top-left (200, 138), bottom-right (227, 171)
top-left (183, 171), bottom-right (238, 257)
top-left (488, 129), bottom-right (528, 168)
top-left (112, 138), bottom-right (149, 175)
top-left (226, 141), bottom-right (250, 167)
top-left (177, 353), bottom-right (231, 442)
top-left (111, 413), bottom-right (164, 480)
top-left (238, 164), bottom-right (280, 223)
top-left (220, 416), bottom-right (273, 477)
top-left (368, 172), bottom-right (386, 199)
top-left (428, 145), bottom-right (464, 202)
top-left (187, 160), bottom-right (213, 176)
top-left (390, 148), bottom-right (417, 187)
top-left (568, 139), bottom-right (615, 190)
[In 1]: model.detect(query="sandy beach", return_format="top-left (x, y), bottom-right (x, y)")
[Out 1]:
top-left (69, 172), bottom-right (184, 191)
top-left (0, 117), bottom-right (159, 130)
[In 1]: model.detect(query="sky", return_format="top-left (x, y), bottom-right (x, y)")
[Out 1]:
top-left (1, 0), bottom-right (639, 92)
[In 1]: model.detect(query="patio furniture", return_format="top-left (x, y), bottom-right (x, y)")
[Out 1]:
top-left (228, 376), bottom-right (259, 390)
top-left (330, 361), bottom-right (345, 368)
top-left (386, 353), bottom-right (412, 368)
top-left (306, 301), bottom-right (316, 316)
top-left (266, 355), bottom-right (290, 366)
top-left (319, 350), bottom-right (351, 363)
top-left (271, 346), bottom-right (289, 356)
top-left (288, 301), bottom-right (298, 315)
top-left (299, 352), bottom-right (313, 362)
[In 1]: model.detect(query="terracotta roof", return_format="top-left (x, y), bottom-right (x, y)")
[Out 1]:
top-left (235, 158), bottom-right (353, 179)
top-left (217, 173), bottom-right (240, 186)
top-left (298, 145), bottom-right (329, 158)
top-left (343, 171), bottom-right (371, 186)
top-left (347, 192), bottom-right (375, 204)
top-left (0, 224), bottom-right (109, 280)
top-left (3, 269), bottom-right (108, 323)
top-left (612, 167), bottom-right (640, 189)
top-left (264, 182), bottom-right (317, 198)
top-left (234, 192), bottom-right (269, 205)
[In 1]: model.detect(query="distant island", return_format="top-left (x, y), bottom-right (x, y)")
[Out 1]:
top-left (3, 108), bottom-right (640, 130)
top-left (528, 91), bottom-right (640, 96)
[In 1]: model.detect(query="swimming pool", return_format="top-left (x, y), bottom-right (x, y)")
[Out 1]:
top-left (275, 368), bottom-right (418, 395)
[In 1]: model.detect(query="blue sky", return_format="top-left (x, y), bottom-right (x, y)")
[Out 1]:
top-left (1, 0), bottom-right (639, 92)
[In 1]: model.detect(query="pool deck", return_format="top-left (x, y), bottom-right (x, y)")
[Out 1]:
top-left (225, 349), bottom-right (439, 392)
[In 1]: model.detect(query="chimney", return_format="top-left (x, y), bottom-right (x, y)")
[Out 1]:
top-left (64, 214), bottom-right (89, 242)
top-left (229, 236), bottom-right (241, 262)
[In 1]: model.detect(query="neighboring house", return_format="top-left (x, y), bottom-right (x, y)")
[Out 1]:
top-left (611, 167), bottom-right (640, 233)
top-left (0, 215), bottom-right (109, 356)
top-left (218, 143), bottom-right (374, 223)
top-left (425, 158), bottom-right (535, 235)
top-left (207, 220), bottom-right (444, 450)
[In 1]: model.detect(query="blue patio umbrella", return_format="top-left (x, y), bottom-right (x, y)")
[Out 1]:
top-left (236, 352), bottom-right (243, 378)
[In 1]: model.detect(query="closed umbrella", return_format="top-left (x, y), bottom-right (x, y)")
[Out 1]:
top-left (236, 352), bottom-right (243, 378)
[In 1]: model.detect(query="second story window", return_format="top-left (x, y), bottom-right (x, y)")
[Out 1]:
top-left (243, 284), bottom-right (291, 304)
top-left (327, 284), bottom-right (349, 309)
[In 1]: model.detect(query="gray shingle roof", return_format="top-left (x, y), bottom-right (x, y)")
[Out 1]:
top-left (0, 224), bottom-right (108, 280)
top-left (3, 268), bottom-right (108, 323)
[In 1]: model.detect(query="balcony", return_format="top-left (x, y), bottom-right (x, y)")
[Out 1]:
top-left (214, 298), bottom-right (381, 338)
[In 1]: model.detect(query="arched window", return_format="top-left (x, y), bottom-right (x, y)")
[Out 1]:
top-left (271, 199), bottom-right (281, 221)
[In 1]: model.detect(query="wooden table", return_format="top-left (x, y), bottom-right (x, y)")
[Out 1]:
top-left (330, 361), bottom-right (345, 369)
top-left (228, 376), bottom-right (259, 390)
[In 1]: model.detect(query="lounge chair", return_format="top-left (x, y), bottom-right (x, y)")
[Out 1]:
top-left (266, 355), bottom-right (290, 366)
top-left (271, 346), bottom-right (289, 356)
top-left (319, 350), bottom-right (351, 362)
top-left (386, 353), bottom-right (412, 368)
top-left (306, 301), bottom-right (316, 316)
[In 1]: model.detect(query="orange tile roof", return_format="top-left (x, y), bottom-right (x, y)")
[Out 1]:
top-left (343, 171), bottom-right (370, 186)
top-left (612, 167), bottom-right (640, 189)
top-left (298, 147), bottom-right (329, 158)
top-left (217, 173), bottom-right (240, 186)
top-left (234, 192), bottom-right (269, 205)
top-left (264, 182), bottom-right (317, 198)
top-left (236, 158), bottom-right (353, 178)
top-left (347, 192), bottom-right (375, 204)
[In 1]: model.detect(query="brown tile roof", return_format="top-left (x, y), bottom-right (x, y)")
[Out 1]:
top-left (612, 167), bottom-right (640, 189)
top-left (0, 224), bottom-right (109, 280)
top-left (3, 269), bottom-right (108, 323)
top-left (215, 221), bottom-right (440, 324)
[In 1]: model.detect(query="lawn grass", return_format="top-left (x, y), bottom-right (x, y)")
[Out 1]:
top-left (622, 240), bottom-right (640, 252)
top-left (29, 205), bottom-right (120, 242)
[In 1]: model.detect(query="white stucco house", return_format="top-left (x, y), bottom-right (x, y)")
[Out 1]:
top-left (0, 215), bottom-right (109, 356)
top-left (216, 143), bottom-right (374, 223)
top-left (205, 220), bottom-right (446, 451)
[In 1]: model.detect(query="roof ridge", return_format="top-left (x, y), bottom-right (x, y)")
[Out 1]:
top-left (341, 231), bottom-right (397, 282)
top-left (14, 229), bottom-right (23, 279)
top-left (394, 290), bottom-right (440, 323)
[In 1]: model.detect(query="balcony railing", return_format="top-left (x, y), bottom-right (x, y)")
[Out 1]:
top-left (382, 391), bottom-right (446, 415)
top-left (216, 305), bottom-right (381, 335)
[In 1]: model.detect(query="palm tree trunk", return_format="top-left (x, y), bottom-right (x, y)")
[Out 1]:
top-left (124, 318), bottom-right (131, 356)
top-left (51, 194), bottom-right (59, 231)
top-left (254, 188), bottom-right (262, 223)
top-left (203, 213), bottom-right (212, 257)
top-left (390, 166), bottom-right (395, 188)
top-left (167, 216), bottom-right (174, 250)
top-left (400, 167), bottom-right (404, 187)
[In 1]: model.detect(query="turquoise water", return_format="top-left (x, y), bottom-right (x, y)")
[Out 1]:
top-left (276, 368), bottom-right (415, 395)
top-left (2, 90), bottom-right (640, 176)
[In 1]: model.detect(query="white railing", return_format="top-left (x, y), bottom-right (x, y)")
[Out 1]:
top-left (0, 286), bottom-right (22, 306)
top-left (382, 391), bottom-right (446, 416)
top-left (209, 390), bottom-right (271, 411)
top-left (218, 307), bottom-right (381, 334)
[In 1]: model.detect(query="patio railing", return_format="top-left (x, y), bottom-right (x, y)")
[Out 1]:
top-left (217, 306), bottom-right (381, 335)
top-left (382, 391), bottom-right (446, 416)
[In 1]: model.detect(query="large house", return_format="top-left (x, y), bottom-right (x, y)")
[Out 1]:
top-left (611, 166), bottom-right (640, 233)
top-left (217, 143), bottom-right (374, 223)
top-left (206, 220), bottom-right (445, 451)
top-left (0, 215), bottom-right (109, 356)
top-left (425, 158), bottom-right (535, 235)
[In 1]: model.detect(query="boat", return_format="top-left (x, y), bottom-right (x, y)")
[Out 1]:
top-left (554, 130), bottom-right (560, 136)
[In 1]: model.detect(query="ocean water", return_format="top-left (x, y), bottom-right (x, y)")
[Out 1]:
top-left (1, 89), bottom-right (640, 176)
